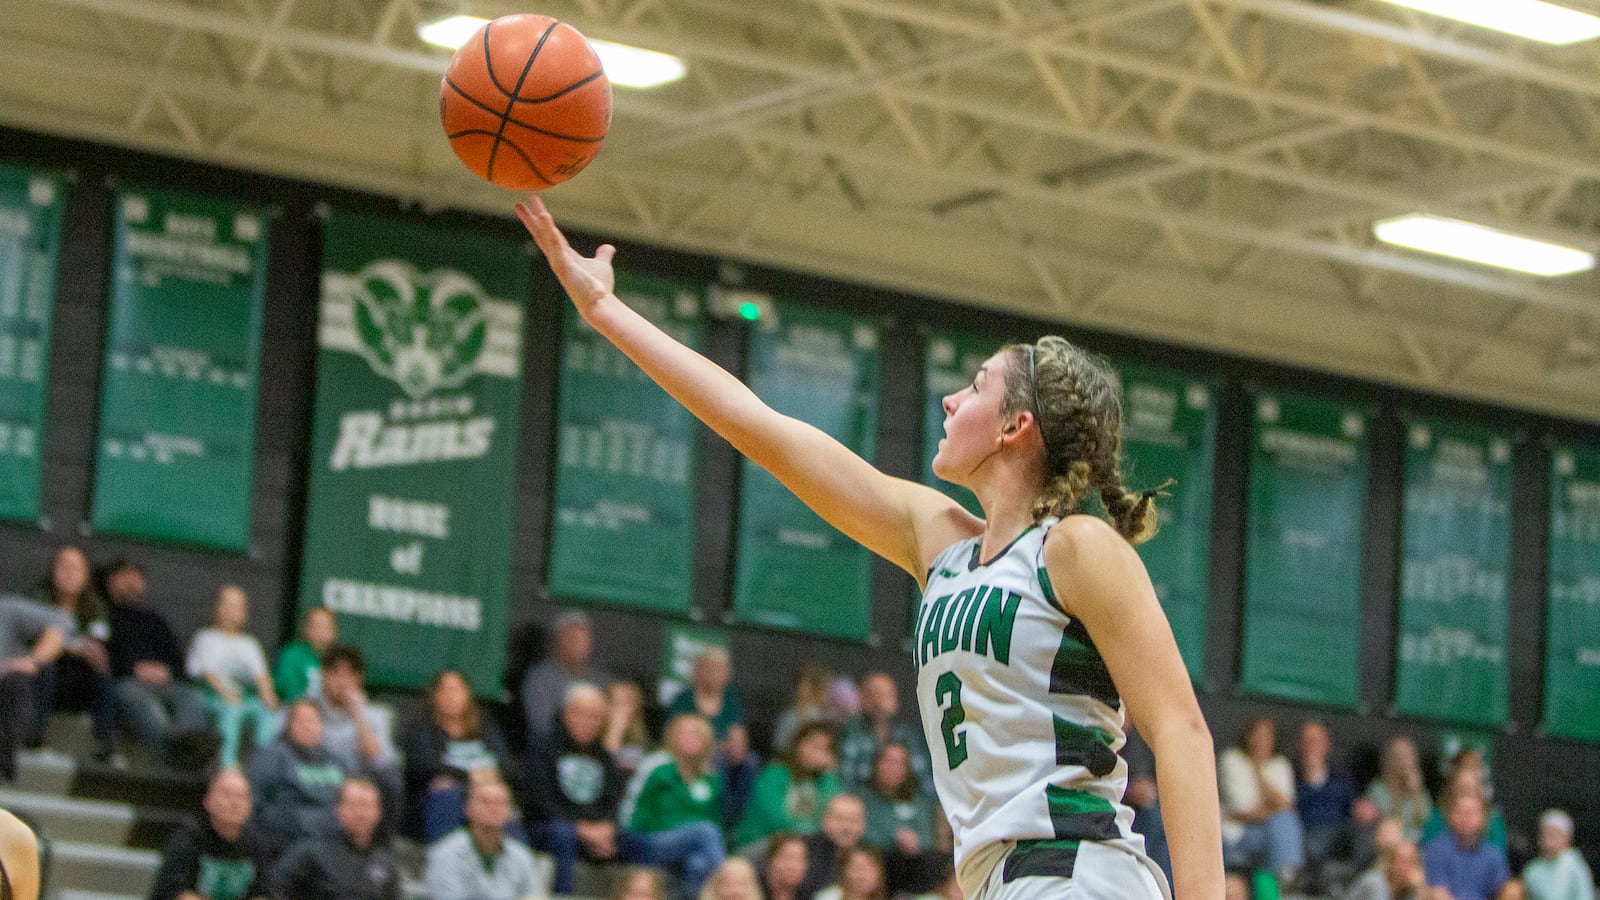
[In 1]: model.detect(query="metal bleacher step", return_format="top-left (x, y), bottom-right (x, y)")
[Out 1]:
top-left (48, 840), bottom-right (159, 898)
top-left (15, 748), bottom-right (77, 797)
top-left (54, 891), bottom-right (142, 900)
top-left (0, 788), bottom-right (133, 847)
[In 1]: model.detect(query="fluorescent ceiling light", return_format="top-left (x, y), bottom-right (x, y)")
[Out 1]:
top-left (418, 14), bottom-right (489, 50)
top-left (589, 39), bottom-right (686, 89)
top-left (1374, 214), bottom-right (1596, 277)
top-left (418, 15), bottom-right (685, 89)
top-left (1377, 0), bottom-right (1600, 45)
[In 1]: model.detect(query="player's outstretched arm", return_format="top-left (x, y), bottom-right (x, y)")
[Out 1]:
top-left (1044, 516), bottom-right (1224, 900)
top-left (517, 195), bottom-right (979, 580)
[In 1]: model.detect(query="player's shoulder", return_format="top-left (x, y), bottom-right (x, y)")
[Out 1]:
top-left (1043, 514), bottom-right (1142, 578)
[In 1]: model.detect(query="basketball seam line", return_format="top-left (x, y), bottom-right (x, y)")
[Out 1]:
top-left (487, 18), bottom-right (560, 184)
top-left (443, 77), bottom-right (607, 143)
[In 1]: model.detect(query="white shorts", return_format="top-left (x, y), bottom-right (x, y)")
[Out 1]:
top-left (961, 839), bottom-right (1173, 900)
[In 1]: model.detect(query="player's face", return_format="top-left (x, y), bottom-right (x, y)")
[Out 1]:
top-left (933, 351), bottom-right (1017, 486)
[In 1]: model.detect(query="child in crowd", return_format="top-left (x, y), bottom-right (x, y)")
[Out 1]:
top-left (187, 585), bottom-right (279, 767)
top-left (272, 606), bottom-right (336, 704)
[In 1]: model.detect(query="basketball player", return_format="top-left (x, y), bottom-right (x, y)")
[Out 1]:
top-left (516, 195), bottom-right (1223, 900)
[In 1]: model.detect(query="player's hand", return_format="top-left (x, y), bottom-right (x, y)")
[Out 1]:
top-left (514, 194), bottom-right (615, 314)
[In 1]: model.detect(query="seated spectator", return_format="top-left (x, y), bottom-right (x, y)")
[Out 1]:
top-left (102, 558), bottom-right (215, 769)
top-left (424, 777), bottom-right (543, 900)
top-left (1225, 870), bottom-right (1252, 900)
top-left (605, 679), bottom-right (652, 779)
top-left (857, 743), bottom-right (942, 896)
top-left (1523, 810), bottom-right (1594, 900)
top-left (30, 546), bottom-right (118, 763)
top-left (796, 794), bottom-right (868, 900)
top-left (1421, 751), bottom-right (1508, 850)
top-left (247, 699), bottom-right (346, 861)
top-left (272, 607), bottom-right (335, 704)
top-left (665, 647), bottom-right (757, 825)
top-left (1366, 736), bottom-right (1434, 844)
top-left (400, 669), bottom-right (516, 843)
top-left (270, 776), bottom-right (400, 900)
top-left (814, 848), bottom-right (887, 900)
top-left (700, 857), bottom-right (763, 900)
top-left (521, 610), bottom-right (609, 754)
top-left (1297, 719), bottom-right (1360, 890)
top-left (735, 722), bottom-right (841, 852)
top-left (0, 808), bottom-right (40, 900)
top-left (620, 713), bottom-right (726, 900)
top-left (773, 663), bottom-right (834, 752)
top-left (531, 682), bottom-right (625, 894)
top-left (313, 646), bottom-right (401, 832)
top-left (1342, 839), bottom-right (1427, 900)
top-left (836, 673), bottom-right (931, 797)
top-left (1220, 717), bottom-right (1305, 886)
top-left (0, 596), bottom-right (67, 782)
top-left (149, 770), bottom-right (268, 900)
top-left (188, 585), bottom-right (280, 768)
top-left (1126, 775), bottom-right (1173, 888)
top-left (612, 865), bottom-right (669, 900)
top-left (1422, 789), bottom-right (1509, 900)
top-left (762, 833), bottom-right (810, 900)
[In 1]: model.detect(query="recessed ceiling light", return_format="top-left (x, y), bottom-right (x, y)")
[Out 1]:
top-left (1373, 214), bottom-right (1596, 277)
top-left (1376, 0), bottom-right (1600, 45)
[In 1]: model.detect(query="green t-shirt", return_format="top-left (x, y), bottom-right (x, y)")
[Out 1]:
top-left (625, 755), bottom-right (724, 834)
top-left (734, 763), bottom-right (842, 848)
top-left (273, 640), bottom-right (322, 703)
top-left (859, 787), bottom-right (935, 852)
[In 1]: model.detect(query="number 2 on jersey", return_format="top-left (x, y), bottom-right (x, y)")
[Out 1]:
top-left (935, 672), bottom-right (968, 769)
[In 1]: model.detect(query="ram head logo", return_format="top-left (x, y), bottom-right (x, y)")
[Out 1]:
top-left (348, 261), bottom-right (489, 399)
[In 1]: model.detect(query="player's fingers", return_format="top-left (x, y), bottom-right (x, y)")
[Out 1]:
top-left (595, 244), bottom-right (617, 265)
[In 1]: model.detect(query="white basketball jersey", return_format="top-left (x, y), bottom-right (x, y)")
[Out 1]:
top-left (914, 518), bottom-right (1145, 877)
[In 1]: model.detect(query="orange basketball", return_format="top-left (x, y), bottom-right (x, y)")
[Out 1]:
top-left (440, 14), bottom-right (612, 189)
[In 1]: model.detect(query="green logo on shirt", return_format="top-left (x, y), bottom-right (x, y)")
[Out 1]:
top-left (914, 585), bottom-right (1021, 667)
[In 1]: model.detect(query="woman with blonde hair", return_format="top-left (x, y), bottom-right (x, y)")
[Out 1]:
top-left (1364, 737), bottom-right (1433, 843)
top-left (620, 714), bottom-right (725, 898)
top-left (699, 857), bottom-right (763, 900)
top-left (774, 663), bottom-right (835, 751)
top-left (604, 679), bottom-right (652, 778)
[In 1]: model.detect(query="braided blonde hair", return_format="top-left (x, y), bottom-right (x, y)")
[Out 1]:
top-left (999, 336), bottom-right (1164, 544)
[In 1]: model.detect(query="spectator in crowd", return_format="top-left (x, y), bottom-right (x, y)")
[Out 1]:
top-left (102, 558), bottom-right (215, 770)
top-left (0, 808), bottom-right (40, 900)
top-left (796, 794), bottom-right (868, 900)
top-left (270, 776), bottom-right (400, 900)
top-left (1342, 839), bottom-right (1428, 900)
top-left (620, 713), bottom-right (726, 900)
top-left (1126, 774), bottom-right (1173, 888)
top-left (1297, 719), bottom-right (1360, 891)
top-left (773, 663), bottom-right (834, 752)
top-left (699, 857), bottom-right (763, 900)
top-left (611, 866), bottom-right (669, 900)
top-left (1220, 717), bottom-right (1305, 887)
top-left (313, 646), bottom-right (401, 832)
top-left (272, 607), bottom-right (335, 704)
top-left (521, 610), bottom-right (608, 753)
top-left (1422, 751), bottom-right (1508, 850)
top-left (762, 833), bottom-right (810, 900)
top-left (1224, 871), bottom-right (1252, 900)
top-left (604, 679), bottom-right (651, 779)
top-left (664, 647), bottom-right (756, 824)
top-left (836, 673), bottom-right (930, 797)
top-left (815, 848), bottom-right (887, 900)
top-left (1422, 788), bottom-right (1509, 900)
top-left (187, 585), bottom-right (280, 768)
top-left (424, 777), bottom-right (543, 900)
top-left (856, 742), bottom-right (942, 896)
top-left (531, 682), bottom-right (625, 895)
top-left (734, 722), bottom-right (841, 852)
top-left (1522, 810), bottom-right (1594, 900)
top-left (31, 546), bottom-right (118, 763)
top-left (149, 769), bottom-right (268, 900)
top-left (1367, 736), bottom-right (1434, 844)
top-left (247, 699), bottom-right (346, 861)
top-left (0, 595), bottom-right (66, 782)
top-left (400, 669), bottom-right (516, 843)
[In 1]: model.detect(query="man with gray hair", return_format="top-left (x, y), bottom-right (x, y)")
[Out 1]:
top-left (530, 681), bottom-right (623, 895)
top-left (520, 610), bottom-right (608, 754)
top-left (1523, 809), bottom-right (1594, 900)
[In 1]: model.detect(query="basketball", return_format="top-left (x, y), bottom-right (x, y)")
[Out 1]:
top-left (440, 14), bottom-right (613, 190)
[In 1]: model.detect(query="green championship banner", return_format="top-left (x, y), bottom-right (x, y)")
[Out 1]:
top-left (1241, 391), bottom-right (1368, 706)
top-left (1543, 443), bottom-right (1600, 741)
top-left (921, 329), bottom-right (992, 516)
top-left (548, 273), bottom-right (703, 614)
top-left (1118, 364), bottom-right (1216, 683)
top-left (1394, 418), bottom-right (1512, 726)
top-left (91, 187), bottom-right (268, 549)
top-left (732, 303), bottom-right (880, 640)
top-left (0, 165), bottom-right (64, 522)
top-left (298, 209), bottom-right (525, 694)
